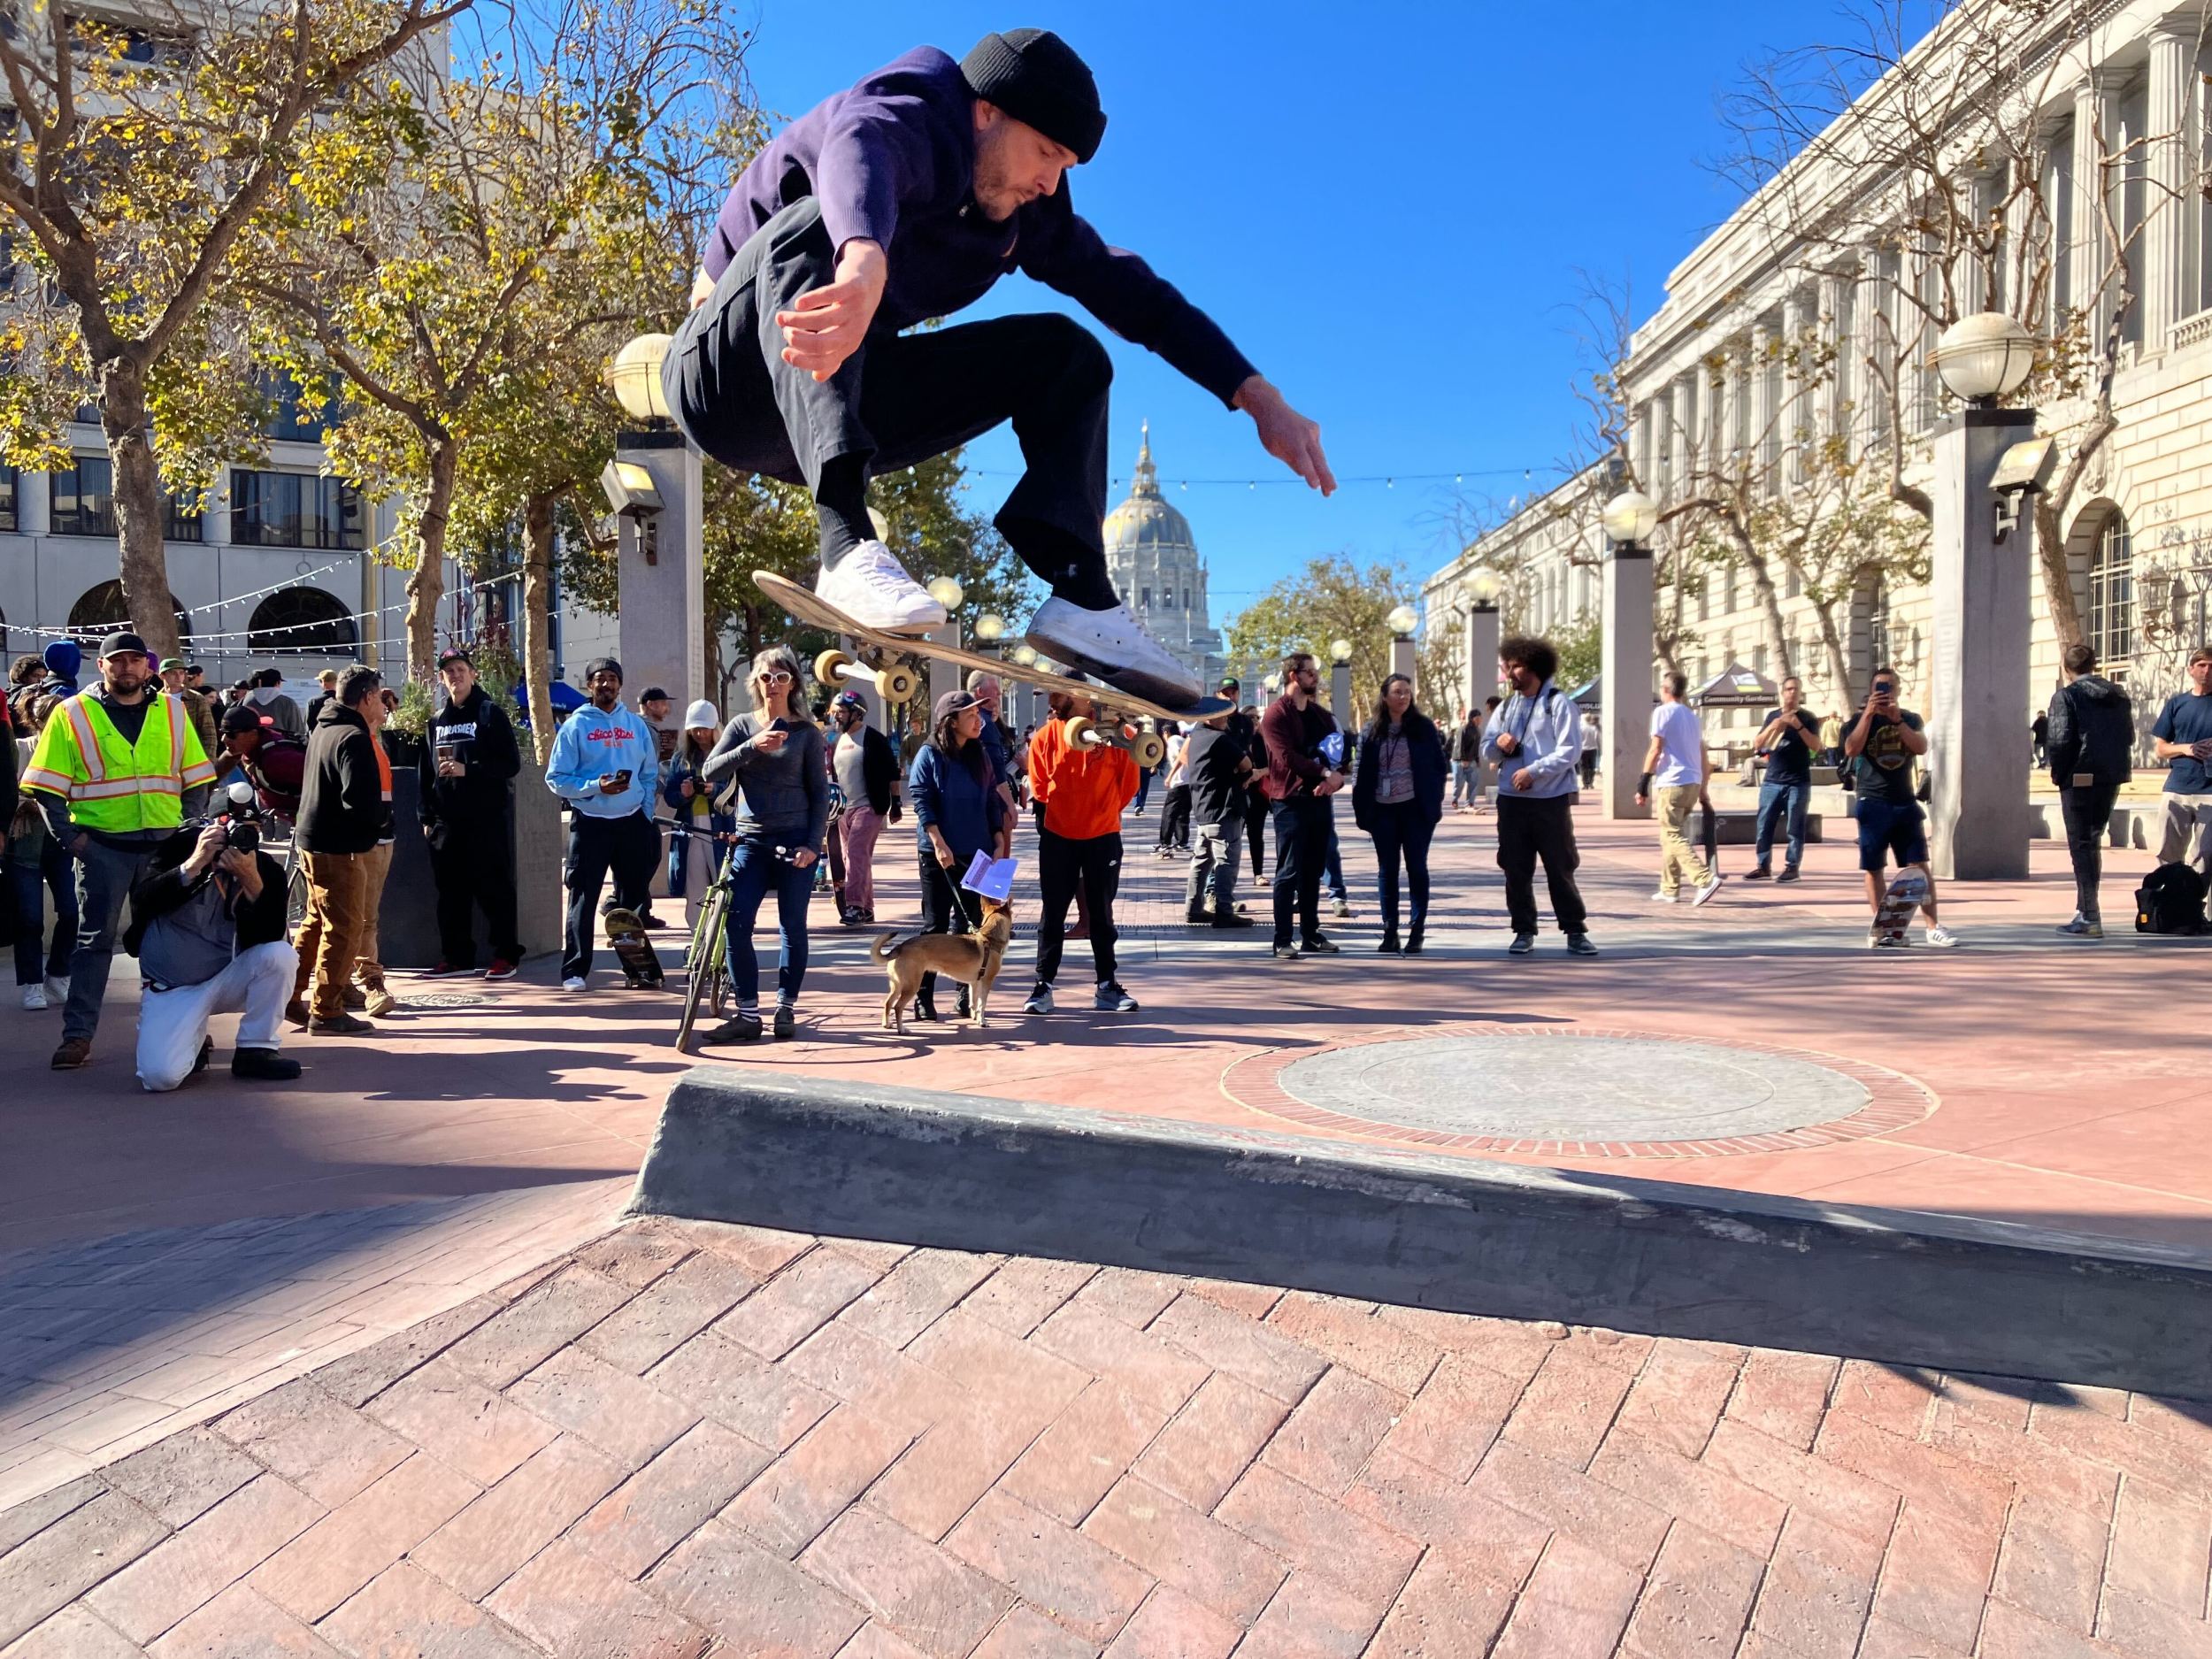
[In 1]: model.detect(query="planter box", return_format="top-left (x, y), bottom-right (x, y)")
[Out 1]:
top-left (375, 757), bottom-right (565, 970)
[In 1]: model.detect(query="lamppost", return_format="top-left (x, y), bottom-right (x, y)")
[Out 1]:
top-left (1386, 603), bottom-right (1417, 686)
top-left (1599, 488), bottom-right (1659, 819)
top-left (1328, 636), bottom-right (1354, 721)
top-left (1461, 565), bottom-right (1502, 720)
top-left (1927, 311), bottom-right (2041, 879)
top-left (602, 331), bottom-right (703, 707)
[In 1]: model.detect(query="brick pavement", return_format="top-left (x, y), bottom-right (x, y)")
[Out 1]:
top-left (4, 1214), bottom-right (2209, 1658)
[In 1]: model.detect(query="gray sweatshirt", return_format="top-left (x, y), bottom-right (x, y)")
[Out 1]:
top-left (701, 712), bottom-right (830, 852)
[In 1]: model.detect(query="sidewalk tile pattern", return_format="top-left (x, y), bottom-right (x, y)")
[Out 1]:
top-left (3, 1216), bottom-right (2209, 1657)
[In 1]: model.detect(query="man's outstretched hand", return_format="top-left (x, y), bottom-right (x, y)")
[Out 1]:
top-left (1234, 376), bottom-right (1336, 495)
top-left (776, 239), bottom-right (887, 383)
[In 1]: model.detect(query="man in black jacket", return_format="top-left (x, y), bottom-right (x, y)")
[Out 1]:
top-left (2047, 641), bottom-right (2134, 938)
top-left (1182, 704), bottom-right (1256, 927)
top-left (289, 666), bottom-right (389, 1034)
top-left (128, 814), bottom-right (302, 1090)
top-left (420, 649), bottom-right (524, 977)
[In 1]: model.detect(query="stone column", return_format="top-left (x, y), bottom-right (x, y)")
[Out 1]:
top-left (1748, 319), bottom-right (1775, 492)
top-left (1463, 603), bottom-right (1499, 718)
top-left (1330, 661), bottom-right (1352, 726)
top-left (2073, 74), bottom-right (2119, 346)
top-left (1390, 634), bottom-right (1417, 686)
top-left (1818, 270), bottom-right (1851, 446)
top-left (614, 432), bottom-right (704, 709)
top-left (1601, 542), bottom-right (1655, 820)
top-left (1854, 247), bottom-right (1886, 453)
top-left (1928, 406), bottom-right (2036, 879)
top-left (2146, 17), bottom-right (2195, 345)
top-left (841, 634), bottom-right (883, 732)
top-left (926, 622), bottom-right (959, 718)
top-left (1779, 289), bottom-right (1806, 487)
top-left (1664, 378), bottom-right (1689, 505)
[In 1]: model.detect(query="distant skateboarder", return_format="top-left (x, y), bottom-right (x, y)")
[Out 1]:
top-left (665, 29), bottom-right (1334, 706)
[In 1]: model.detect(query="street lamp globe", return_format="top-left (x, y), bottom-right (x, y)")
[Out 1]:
top-left (1601, 489), bottom-right (1660, 548)
top-left (1010, 644), bottom-right (1038, 667)
top-left (1465, 565), bottom-right (1502, 608)
top-left (926, 575), bottom-right (964, 611)
top-left (1329, 638), bottom-right (1354, 664)
top-left (1386, 603), bottom-right (1418, 638)
top-left (973, 612), bottom-right (1007, 643)
top-left (1932, 311), bottom-right (2037, 405)
top-left (606, 333), bottom-right (673, 422)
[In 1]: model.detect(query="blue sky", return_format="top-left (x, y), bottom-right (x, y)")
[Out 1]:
top-left (738, 1), bottom-right (1846, 617)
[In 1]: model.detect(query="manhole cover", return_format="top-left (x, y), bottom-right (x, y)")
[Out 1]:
top-left (1226, 1027), bottom-right (1932, 1157)
top-left (401, 993), bottom-right (489, 1008)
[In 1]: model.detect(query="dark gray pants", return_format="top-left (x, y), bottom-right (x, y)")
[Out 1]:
top-left (1186, 818), bottom-right (1241, 912)
top-left (664, 196), bottom-right (1118, 607)
top-left (65, 834), bottom-right (163, 1042)
top-left (2059, 781), bottom-right (2120, 922)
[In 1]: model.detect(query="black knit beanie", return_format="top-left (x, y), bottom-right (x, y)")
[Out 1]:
top-left (960, 29), bottom-right (1106, 165)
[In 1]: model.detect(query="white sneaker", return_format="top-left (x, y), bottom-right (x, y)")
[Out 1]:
top-left (43, 975), bottom-right (67, 1002)
top-left (1924, 925), bottom-right (1961, 948)
top-left (1025, 596), bottom-right (1202, 707)
top-left (816, 540), bottom-right (945, 632)
top-left (19, 984), bottom-right (47, 1010)
top-left (1650, 889), bottom-right (1678, 904)
top-left (1691, 874), bottom-right (1725, 907)
top-left (563, 975), bottom-right (588, 992)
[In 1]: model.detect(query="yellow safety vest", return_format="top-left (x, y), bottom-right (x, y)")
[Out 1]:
top-left (21, 691), bottom-right (218, 833)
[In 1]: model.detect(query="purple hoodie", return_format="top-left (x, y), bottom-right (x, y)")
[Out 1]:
top-left (705, 47), bottom-right (1258, 406)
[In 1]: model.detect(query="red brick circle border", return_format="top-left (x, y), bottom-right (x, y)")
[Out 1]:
top-left (1220, 1022), bottom-right (1938, 1159)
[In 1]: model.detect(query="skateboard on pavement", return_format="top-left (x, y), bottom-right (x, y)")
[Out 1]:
top-left (1869, 869), bottom-right (1929, 947)
top-left (603, 907), bottom-right (665, 987)
top-left (756, 569), bottom-right (1231, 772)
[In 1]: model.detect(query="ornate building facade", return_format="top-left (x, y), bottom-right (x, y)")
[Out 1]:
top-left (1103, 424), bottom-right (1225, 692)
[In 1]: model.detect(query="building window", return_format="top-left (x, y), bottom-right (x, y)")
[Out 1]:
top-left (248, 586), bottom-right (358, 656)
top-left (230, 469), bottom-right (364, 549)
top-left (2089, 512), bottom-right (2135, 672)
top-left (46, 455), bottom-right (196, 541)
top-left (1867, 579), bottom-right (1893, 678)
top-left (1141, 586), bottom-right (1151, 609)
top-left (0, 464), bottom-right (16, 532)
top-left (260, 373), bottom-right (334, 442)
top-left (67, 579), bottom-right (191, 648)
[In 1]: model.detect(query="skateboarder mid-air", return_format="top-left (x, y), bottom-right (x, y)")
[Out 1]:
top-left (665, 28), bottom-right (1334, 707)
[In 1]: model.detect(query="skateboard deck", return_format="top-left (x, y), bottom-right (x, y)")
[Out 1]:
top-left (603, 907), bottom-right (664, 987)
top-left (1870, 869), bottom-right (1929, 946)
top-left (756, 570), bottom-right (1233, 732)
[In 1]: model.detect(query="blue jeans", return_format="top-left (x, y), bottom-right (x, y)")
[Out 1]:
top-left (721, 833), bottom-right (813, 1006)
top-left (1755, 778), bottom-right (1810, 870)
top-left (11, 840), bottom-right (77, 985)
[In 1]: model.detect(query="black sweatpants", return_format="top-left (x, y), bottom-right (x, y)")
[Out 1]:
top-left (429, 816), bottom-right (520, 969)
top-left (665, 196), bottom-right (1118, 608)
top-left (1037, 828), bottom-right (1121, 986)
top-left (2059, 780), bottom-right (2120, 922)
top-left (1271, 795), bottom-right (1332, 948)
top-left (1244, 787), bottom-right (1268, 877)
top-left (1494, 794), bottom-right (1589, 938)
top-left (563, 812), bottom-right (660, 979)
top-left (915, 850), bottom-right (973, 1004)
top-left (1158, 784), bottom-right (1191, 850)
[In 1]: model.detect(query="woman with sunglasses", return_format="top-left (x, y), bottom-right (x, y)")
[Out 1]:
top-left (697, 646), bottom-right (830, 1041)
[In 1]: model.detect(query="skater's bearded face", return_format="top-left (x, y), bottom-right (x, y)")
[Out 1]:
top-left (971, 103), bottom-right (1079, 221)
top-left (588, 670), bottom-right (623, 710)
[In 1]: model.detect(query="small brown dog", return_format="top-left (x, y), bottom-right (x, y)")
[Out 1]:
top-left (874, 897), bottom-right (1014, 1032)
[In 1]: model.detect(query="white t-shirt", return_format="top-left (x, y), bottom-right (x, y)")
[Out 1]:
top-left (1650, 700), bottom-right (1705, 787)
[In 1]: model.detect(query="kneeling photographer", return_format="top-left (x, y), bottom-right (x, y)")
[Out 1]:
top-left (127, 785), bottom-right (302, 1092)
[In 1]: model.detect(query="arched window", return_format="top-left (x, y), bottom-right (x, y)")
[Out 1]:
top-left (2088, 511), bottom-right (2135, 673)
top-left (248, 586), bottom-right (357, 656)
top-left (67, 580), bottom-right (191, 649)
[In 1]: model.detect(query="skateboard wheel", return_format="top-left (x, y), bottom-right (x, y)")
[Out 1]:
top-left (1131, 732), bottom-right (1166, 770)
top-left (1065, 714), bottom-right (1103, 749)
top-left (814, 649), bottom-right (852, 687)
top-left (875, 663), bottom-right (918, 703)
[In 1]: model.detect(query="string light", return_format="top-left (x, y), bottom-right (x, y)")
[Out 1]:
top-left (968, 465), bottom-right (1541, 489)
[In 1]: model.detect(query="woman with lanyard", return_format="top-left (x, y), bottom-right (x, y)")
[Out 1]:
top-left (662, 698), bottom-right (736, 924)
top-left (698, 647), bottom-right (829, 1042)
top-left (1352, 673), bottom-right (1448, 954)
top-left (907, 688), bottom-right (1011, 1022)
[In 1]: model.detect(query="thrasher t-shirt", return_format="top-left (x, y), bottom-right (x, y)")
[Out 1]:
top-left (1855, 710), bottom-right (1924, 805)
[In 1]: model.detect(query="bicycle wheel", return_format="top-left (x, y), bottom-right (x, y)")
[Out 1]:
top-left (676, 887), bottom-right (730, 1053)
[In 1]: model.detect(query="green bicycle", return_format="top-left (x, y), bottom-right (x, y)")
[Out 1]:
top-left (672, 822), bottom-right (736, 1054)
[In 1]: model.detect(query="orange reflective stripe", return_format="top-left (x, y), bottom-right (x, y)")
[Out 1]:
top-left (64, 696), bottom-right (104, 783)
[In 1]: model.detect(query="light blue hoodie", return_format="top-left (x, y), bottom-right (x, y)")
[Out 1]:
top-left (546, 698), bottom-right (659, 818)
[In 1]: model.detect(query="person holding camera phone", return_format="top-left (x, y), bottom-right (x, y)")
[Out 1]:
top-left (127, 803), bottom-right (302, 1091)
top-left (1842, 666), bottom-right (1957, 947)
top-left (546, 657), bottom-right (662, 991)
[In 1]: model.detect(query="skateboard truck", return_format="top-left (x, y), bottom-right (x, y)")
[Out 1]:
top-left (1064, 714), bottom-right (1166, 771)
top-left (815, 648), bottom-right (920, 705)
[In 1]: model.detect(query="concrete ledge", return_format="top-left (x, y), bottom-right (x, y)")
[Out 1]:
top-left (629, 1070), bottom-right (2212, 1399)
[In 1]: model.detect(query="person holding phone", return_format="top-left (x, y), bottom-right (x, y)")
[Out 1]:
top-left (1842, 666), bottom-right (1955, 946)
top-left (545, 657), bottom-right (662, 990)
top-left (697, 648), bottom-right (829, 1042)
top-left (2151, 645), bottom-right (2212, 876)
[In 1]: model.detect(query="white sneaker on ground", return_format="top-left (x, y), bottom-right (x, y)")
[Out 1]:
top-left (816, 540), bottom-right (946, 632)
top-left (1650, 889), bottom-right (1678, 904)
top-left (1024, 596), bottom-right (1202, 707)
top-left (43, 975), bottom-right (67, 1002)
top-left (563, 975), bottom-right (588, 992)
top-left (1924, 925), bottom-right (1961, 948)
top-left (20, 984), bottom-right (47, 1010)
top-left (1692, 874), bottom-right (1725, 907)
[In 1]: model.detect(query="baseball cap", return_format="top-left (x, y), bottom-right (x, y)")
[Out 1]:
top-left (219, 705), bottom-right (271, 736)
top-left (158, 657), bottom-right (187, 672)
top-left (583, 657), bottom-right (623, 683)
top-left (639, 686), bottom-right (671, 703)
top-left (933, 688), bottom-right (979, 725)
top-left (100, 630), bottom-right (150, 660)
top-left (1217, 675), bottom-right (1240, 692)
top-left (436, 647), bottom-right (472, 669)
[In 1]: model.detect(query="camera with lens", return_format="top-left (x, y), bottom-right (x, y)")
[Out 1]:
top-left (218, 779), bottom-right (260, 855)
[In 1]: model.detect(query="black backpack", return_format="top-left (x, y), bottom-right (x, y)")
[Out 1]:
top-left (2136, 861), bottom-right (2208, 935)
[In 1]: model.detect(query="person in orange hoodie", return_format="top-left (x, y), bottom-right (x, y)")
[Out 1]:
top-left (1021, 680), bottom-right (1140, 1015)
